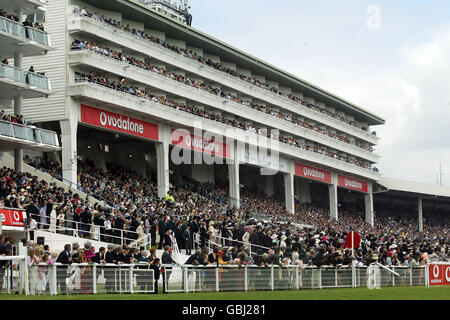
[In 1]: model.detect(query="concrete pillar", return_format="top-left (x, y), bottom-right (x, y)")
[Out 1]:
top-left (264, 175), bottom-right (274, 196)
top-left (328, 173), bottom-right (338, 220)
top-left (14, 52), bottom-right (24, 173)
top-left (156, 124), bottom-right (171, 199)
top-left (284, 172), bottom-right (295, 213)
top-left (418, 198), bottom-right (423, 232)
top-left (364, 182), bottom-right (374, 226)
top-left (229, 141), bottom-right (240, 209)
top-left (60, 121), bottom-right (78, 188)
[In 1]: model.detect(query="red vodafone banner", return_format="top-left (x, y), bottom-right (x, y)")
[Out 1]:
top-left (171, 129), bottom-right (231, 159)
top-left (295, 163), bottom-right (332, 184)
top-left (0, 208), bottom-right (26, 227)
top-left (338, 175), bottom-right (368, 193)
top-left (81, 104), bottom-right (159, 141)
top-left (429, 263), bottom-right (450, 286)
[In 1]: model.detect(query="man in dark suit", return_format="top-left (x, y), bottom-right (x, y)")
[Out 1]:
top-left (161, 245), bottom-right (177, 285)
top-left (56, 244), bottom-right (72, 294)
top-left (183, 225), bottom-right (193, 255)
top-left (25, 199), bottom-right (39, 225)
top-left (92, 247), bottom-right (106, 264)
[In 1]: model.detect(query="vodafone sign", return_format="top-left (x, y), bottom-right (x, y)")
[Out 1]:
top-left (81, 104), bottom-right (159, 141)
top-left (338, 175), bottom-right (368, 193)
top-left (295, 163), bottom-right (332, 184)
top-left (171, 129), bottom-right (231, 159)
top-left (429, 263), bottom-right (450, 286)
top-left (0, 208), bottom-right (26, 227)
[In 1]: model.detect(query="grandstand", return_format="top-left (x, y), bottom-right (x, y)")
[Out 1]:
top-left (0, 0), bottom-right (448, 297)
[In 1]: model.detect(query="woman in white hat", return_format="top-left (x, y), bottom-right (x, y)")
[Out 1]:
top-left (49, 204), bottom-right (57, 233)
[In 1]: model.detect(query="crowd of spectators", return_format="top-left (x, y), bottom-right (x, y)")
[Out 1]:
top-left (79, 8), bottom-right (376, 136)
top-left (3, 152), bottom-right (448, 272)
top-left (71, 39), bottom-right (374, 154)
top-left (0, 9), bottom-right (45, 31)
top-left (74, 70), bottom-right (378, 171)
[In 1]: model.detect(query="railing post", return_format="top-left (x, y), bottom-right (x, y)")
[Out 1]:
top-left (52, 264), bottom-right (57, 295)
top-left (409, 267), bottom-right (412, 287)
top-left (121, 230), bottom-right (124, 247)
top-left (129, 266), bottom-right (133, 294)
top-left (184, 266), bottom-right (188, 293)
top-left (319, 268), bottom-right (322, 289)
top-left (392, 267), bottom-right (395, 287)
top-left (215, 267), bottom-right (219, 292)
top-left (92, 265), bottom-right (97, 294)
top-left (270, 266), bottom-right (274, 291)
top-left (295, 266), bottom-right (299, 290)
top-left (244, 266), bottom-right (248, 292)
top-left (352, 266), bottom-right (356, 288)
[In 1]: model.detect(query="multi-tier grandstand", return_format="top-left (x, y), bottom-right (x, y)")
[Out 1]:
top-left (0, 0), bottom-right (448, 297)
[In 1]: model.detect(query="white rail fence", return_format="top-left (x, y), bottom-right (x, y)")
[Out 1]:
top-left (0, 256), bottom-right (430, 295)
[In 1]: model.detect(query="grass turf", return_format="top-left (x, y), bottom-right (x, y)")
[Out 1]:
top-left (0, 286), bottom-right (448, 300)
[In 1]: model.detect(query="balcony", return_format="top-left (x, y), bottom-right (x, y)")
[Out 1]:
top-left (0, 63), bottom-right (51, 98)
top-left (68, 49), bottom-right (380, 163)
top-left (67, 81), bottom-right (381, 181)
top-left (0, 0), bottom-right (47, 14)
top-left (0, 120), bottom-right (60, 152)
top-left (0, 15), bottom-right (51, 57)
top-left (68, 14), bottom-right (379, 145)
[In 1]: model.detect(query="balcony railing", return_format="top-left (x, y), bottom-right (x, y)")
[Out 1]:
top-left (0, 63), bottom-right (50, 91)
top-left (0, 119), bottom-right (59, 147)
top-left (0, 15), bottom-right (50, 47)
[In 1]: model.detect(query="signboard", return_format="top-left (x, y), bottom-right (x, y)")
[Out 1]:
top-left (80, 104), bottom-right (159, 141)
top-left (429, 264), bottom-right (450, 286)
top-left (0, 208), bottom-right (26, 227)
top-left (345, 231), bottom-right (361, 249)
top-left (295, 163), bottom-right (332, 184)
top-left (338, 175), bottom-right (368, 193)
top-left (171, 129), bottom-right (232, 159)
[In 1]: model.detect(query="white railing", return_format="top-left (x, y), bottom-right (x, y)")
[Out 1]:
top-left (0, 63), bottom-right (51, 91)
top-left (163, 265), bottom-right (428, 293)
top-left (0, 119), bottom-right (59, 147)
top-left (34, 218), bottom-right (140, 248)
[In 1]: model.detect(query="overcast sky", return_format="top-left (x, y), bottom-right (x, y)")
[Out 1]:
top-left (188, 0), bottom-right (450, 186)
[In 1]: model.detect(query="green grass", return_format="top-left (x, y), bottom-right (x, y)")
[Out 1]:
top-left (0, 286), bottom-right (448, 300)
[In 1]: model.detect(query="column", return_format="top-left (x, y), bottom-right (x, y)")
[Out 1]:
top-left (156, 124), bottom-right (171, 199)
top-left (14, 51), bottom-right (23, 172)
top-left (229, 141), bottom-right (240, 209)
top-left (328, 173), bottom-right (338, 220)
top-left (284, 172), bottom-right (295, 213)
top-left (418, 198), bottom-right (423, 232)
top-left (364, 182), bottom-right (374, 226)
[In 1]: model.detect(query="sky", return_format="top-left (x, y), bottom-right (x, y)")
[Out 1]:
top-left (188, 0), bottom-right (450, 186)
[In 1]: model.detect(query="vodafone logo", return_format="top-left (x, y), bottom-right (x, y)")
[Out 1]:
top-left (345, 178), bottom-right (363, 190)
top-left (0, 213), bottom-right (5, 223)
top-left (13, 211), bottom-right (20, 222)
top-left (433, 265), bottom-right (440, 278)
top-left (303, 167), bottom-right (325, 180)
top-left (99, 112), bottom-right (144, 135)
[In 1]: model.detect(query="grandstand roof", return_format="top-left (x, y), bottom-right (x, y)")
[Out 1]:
top-left (80, 0), bottom-right (385, 126)
top-left (378, 177), bottom-right (450, 198)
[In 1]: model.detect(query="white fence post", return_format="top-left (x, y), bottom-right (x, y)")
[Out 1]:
top-left (92, 265), bottom-right (97, 294)
top-left (319, 268), bottom-right (322, 289)
top-left (295, 266), bottom-right (299, 290)
top-left (244, 266), bottom-right (248, 292)
top-left (51, 264), bottom-right (57, 295)
top-left (129, 266), bottom-right (134, 294)
top-left (270, 266), bottom-right (274, 291)
top-left (409, 268), bottom-right (412, 287)
top-left (215, 267), bottom-right (219, 292)
top-left (184, 266), bottom-right (188, 293)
